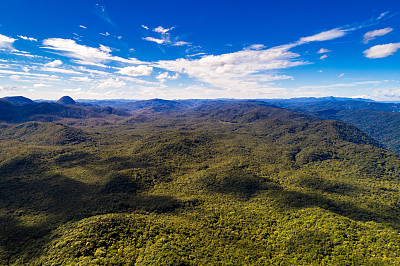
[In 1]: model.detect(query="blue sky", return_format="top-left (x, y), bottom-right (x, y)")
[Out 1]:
top-left (0, 0), bottom-right (400, 100)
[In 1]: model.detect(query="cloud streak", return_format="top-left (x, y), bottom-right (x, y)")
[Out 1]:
top-left (363, 28), bottom-right (393, 44)
top-left (42, 38), bottom-right (143, 65)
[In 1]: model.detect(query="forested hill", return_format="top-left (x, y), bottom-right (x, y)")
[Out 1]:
top-left (1, 98), bottom-right (400, 264)
top-left (266, 97), bottom-right (400, 154)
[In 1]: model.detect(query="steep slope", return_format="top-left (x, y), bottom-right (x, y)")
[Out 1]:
top-left (1, 101), bottom-right (400, 264)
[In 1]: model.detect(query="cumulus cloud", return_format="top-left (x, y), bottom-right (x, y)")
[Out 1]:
top-left (42, 38), bottom-right (143, 65)
top-left (45, 60), bottom-right (62, 68)
top-left (18, 35), bottom-right (37, 42)
top-left (0, 34), bottom-right (16, 50)
top-left (156, 72), bottom-right (180, 82)
top-left (118, 65), bottom-right (153, 76)
top-left (317, 48), bottom-right (331, 54)
top-left (364, 43), bottom-right (400, 58)
top-left (363, 28), bottom-right (393, 44)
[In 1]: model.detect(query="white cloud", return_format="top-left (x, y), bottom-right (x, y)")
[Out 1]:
top-left (364, 43), bottom-right (400, 58)
top-left (298, 28), bottom-right (347, 44)
top-left (156, 72), bottom-right (180, 82)
top-left (337, 73), bottom-right (346, 78)
top-left (363, 28), bottom-right (393, 44)
top-left (246, 44), bottom-right (266, 50)
top-left (18, 35), bottom-right (37, 42)
top-left (45, 60), bottom-right (62, 68)
top-left (143, 25), bottom-right (191, 46)
top-left (155, 45), bottom-right (305, 90)
top-left (42, 38), bottom-right (144, 65)
top-left (154, 26), bottom-right (174, 34)
top-left (100, 32), bottom-right (110, 36)
top-left (317, 48), bottom-right (331, 54)
top-left (70, 76), bottom-right (91, 82)
top-left (378, 11), bottom-right (390, 20)
top-left (79, 25), bottom-right (87, 29)
top-left (33, 83), bottom-right (51, 88)
top-left (0, 34), bottom-right (16, 49)
top-left (118, 65), bottom-right (153, 76)
top-left (99, 44), bottom-right (112, 53)
top-left (141, 25), bottom-right (149, 30)
top-left (298, 80), bottom-right (381, 90)
top-left (96, 78), bottom-right (126, 89)
top-left (319, 54), bottom-right (328, 60)
top-left (172, 41), bottom-right (190, 46)
top-left (143, 37), bottom-right (165, 44)
top-left (64, 88), bottom-right (82, 92)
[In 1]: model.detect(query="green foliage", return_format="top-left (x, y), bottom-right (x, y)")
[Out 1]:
top-left (1, 102), bottom-right (400, 264)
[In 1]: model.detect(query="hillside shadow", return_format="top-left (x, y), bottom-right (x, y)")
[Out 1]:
top-left (265, 182), bottom-right (400, 228)
top-left (0, 172), bottom-right (183, 263)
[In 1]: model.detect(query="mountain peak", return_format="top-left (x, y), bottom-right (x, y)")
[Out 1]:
top-left (57, 96), bottom-right (76, 105)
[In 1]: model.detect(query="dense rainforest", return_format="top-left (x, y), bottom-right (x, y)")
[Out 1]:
top-left (1, 96), bottom-right (400, 264)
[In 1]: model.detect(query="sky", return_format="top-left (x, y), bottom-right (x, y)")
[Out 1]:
top-left (0, 0), bottom-right (400, 100)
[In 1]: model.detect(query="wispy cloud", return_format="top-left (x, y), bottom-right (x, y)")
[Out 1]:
top-left (363, 28), bottom-right (393, 44)
top-left (42, 38), bottom-right (143, 65)
top-left (378, 11), bottom-right (390, 20)
top-left (41, 67), bottom-right (82, 75)
top-left (79, 25), bottom-right (87, 29)
top-left (142, 25), bottom-right (191, 46)
top-left (298, 28), bottom-right (347, 44)
top-left (337, 73), bottom-right (346, 78)
top-left (18, 35), bottom-right (37, 42)
top-left (364, 43), bottom-right (400, 58)
top-left (143, 37), bottom-right (165, 45)
top-left (94, 4), bottom-right (116, 27)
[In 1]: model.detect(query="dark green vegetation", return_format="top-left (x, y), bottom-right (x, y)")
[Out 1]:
top-left (1, 97), bottom-right (400, 264)
top-left (267, 97), bottom-right (400, 154)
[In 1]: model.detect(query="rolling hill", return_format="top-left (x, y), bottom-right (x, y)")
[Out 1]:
top-left (1, 100), bottom-right (400, 264)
